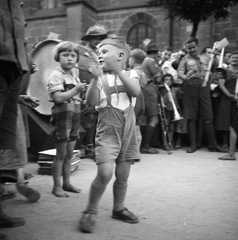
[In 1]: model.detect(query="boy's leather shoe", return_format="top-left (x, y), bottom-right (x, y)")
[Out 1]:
top-left (79, 210), bottom-right (97, 233)
top-left (112, 207), bottom-right (139, 224)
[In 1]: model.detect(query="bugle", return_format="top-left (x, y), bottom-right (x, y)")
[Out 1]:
top-left (163, 83), bottom-right (183, 122)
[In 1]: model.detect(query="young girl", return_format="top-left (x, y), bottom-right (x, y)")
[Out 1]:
top-left (47, 41), bottom-right (87, 197)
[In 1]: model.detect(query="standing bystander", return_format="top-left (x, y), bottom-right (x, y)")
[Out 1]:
top-left (177, 37), bottom-right (226, 153)
top-left (0, 1), bottom-right (29, 238)
top-left (47, 41), bottom-right (87, 197)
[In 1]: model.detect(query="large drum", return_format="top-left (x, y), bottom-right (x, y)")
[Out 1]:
top-left (28, 39), bottom-right (98, 115)
top-left (28, 39), bottom-right (62, 115)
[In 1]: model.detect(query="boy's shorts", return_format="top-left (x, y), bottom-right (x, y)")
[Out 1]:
top-left (51, 102), bottom-right (81, 142)
top-left (95, 106), bottom-right (140, 164)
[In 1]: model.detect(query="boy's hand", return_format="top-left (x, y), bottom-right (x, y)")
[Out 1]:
top-left (88, 64), bottom-right (103, 79)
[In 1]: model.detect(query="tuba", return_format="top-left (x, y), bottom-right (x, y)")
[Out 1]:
top-left (163, 83), bottom-right (183, 122)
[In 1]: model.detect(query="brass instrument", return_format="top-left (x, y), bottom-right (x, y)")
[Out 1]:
top-left (158, 83), bottom-right (183, 154)
top-left (163, 83), bottom-right (183, 122)
top-left (158, 96), bottom-right (170, 154)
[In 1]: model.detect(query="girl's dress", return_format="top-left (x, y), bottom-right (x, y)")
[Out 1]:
top-left (214, 70), bottom-right (236, 131)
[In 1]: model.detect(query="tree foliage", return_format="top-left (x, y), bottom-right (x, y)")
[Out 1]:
top-left (149, 0), bottom-right (238, 37)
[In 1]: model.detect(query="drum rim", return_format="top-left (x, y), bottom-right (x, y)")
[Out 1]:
top-left (32, 39), bottom-right (62, 58)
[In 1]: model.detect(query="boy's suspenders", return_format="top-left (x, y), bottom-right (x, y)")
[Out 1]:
top-left (101, 71), bottom-right (132, 106)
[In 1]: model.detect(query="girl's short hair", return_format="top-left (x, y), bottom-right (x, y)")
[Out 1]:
top-left (54, 41), bottom-right (80, 62)
top-left (162, 73), bottom-right (174, 84)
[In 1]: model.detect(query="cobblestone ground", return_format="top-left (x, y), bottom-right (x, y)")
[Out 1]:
top-left (1, 147), bottom-right (238, 240)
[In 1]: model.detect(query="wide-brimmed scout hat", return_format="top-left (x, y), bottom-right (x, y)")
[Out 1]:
top-left (81, 25), bottom-right (107, 41)
top-left (146, 42), bottom-right (159, 53)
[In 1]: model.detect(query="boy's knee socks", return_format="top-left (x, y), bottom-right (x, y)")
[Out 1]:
top-left (113, 181), bottom-right (127, 211)
top-left (87, 179), bottom-right (107, 213)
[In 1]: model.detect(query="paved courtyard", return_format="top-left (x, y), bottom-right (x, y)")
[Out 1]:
top-left (1, 147), bottom-right (238, 240)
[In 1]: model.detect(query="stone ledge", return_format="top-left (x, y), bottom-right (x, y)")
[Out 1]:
top-left (26, 6), bottom-right (66, 21)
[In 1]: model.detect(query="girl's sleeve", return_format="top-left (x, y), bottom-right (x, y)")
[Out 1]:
top-left (47, 71), bottom-right (65, 95)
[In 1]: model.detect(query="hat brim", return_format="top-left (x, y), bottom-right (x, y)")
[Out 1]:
top-left (216, 67), bottom-right (226, 72)
top-left (147, 49), bottom-right (158, 53)
top-left (81, 34), bottom-right (107, 41)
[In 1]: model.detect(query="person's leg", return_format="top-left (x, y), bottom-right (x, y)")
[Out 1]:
top-left (228, 127), bottom-right (237, 158)
top-left (83, 112), bottom-right (97, 157)
top-left (187, 119), bottom-right (197, 153)
top-left (221, 130), bottom-right (229, 150)
top-left (15, 106), bottom-right (40, 202)
top-left (167, 125), bottom-right (174, 154)
top-left (79, 162), bottom-right (113, 232)
top-left (141, 115), bottom-right (159, 153)
top-left (0, 74), bottom-right (25, 228)
top-left (113, 161), bottom-right (132, 212)
top-left (86, 162), bottom-right (113, 212)
top-left (0, 171), bottom-right (25, 228)
top-left (219, 127), bottom-right (237, 160)
top-left (62, 140), bottom-right (81, 193)
top-left (204, 119), bottom-right (226, 152)
top-left (196, 118), bottom-right (204, 149)
top-left (16, 168), bottom-right (41, 202)
top-left (52, 141), bottom-right (69, 197)
top-left (112, 160), bottom-right (139, 223)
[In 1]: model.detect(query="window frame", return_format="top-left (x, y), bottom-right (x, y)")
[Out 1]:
top-left (127, 22), bottom-right (156, 49)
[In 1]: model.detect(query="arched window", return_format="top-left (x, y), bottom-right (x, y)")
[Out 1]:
top-left (127, 23), bottom-right (156, 49)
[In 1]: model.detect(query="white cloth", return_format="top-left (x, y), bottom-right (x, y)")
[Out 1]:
top-left (96, 69), bottom-right (138, 111)
top-left (161, 60), bottom-right (178, 80)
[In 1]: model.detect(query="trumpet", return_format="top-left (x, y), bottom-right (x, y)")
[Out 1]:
top-left (163, 83), bottom-right (183, 122)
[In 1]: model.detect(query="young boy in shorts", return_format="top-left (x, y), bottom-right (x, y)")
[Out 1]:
top-left (47, 41), bottom-right (87, 197)
top-left (79, 39), bottom-right (141, 233)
